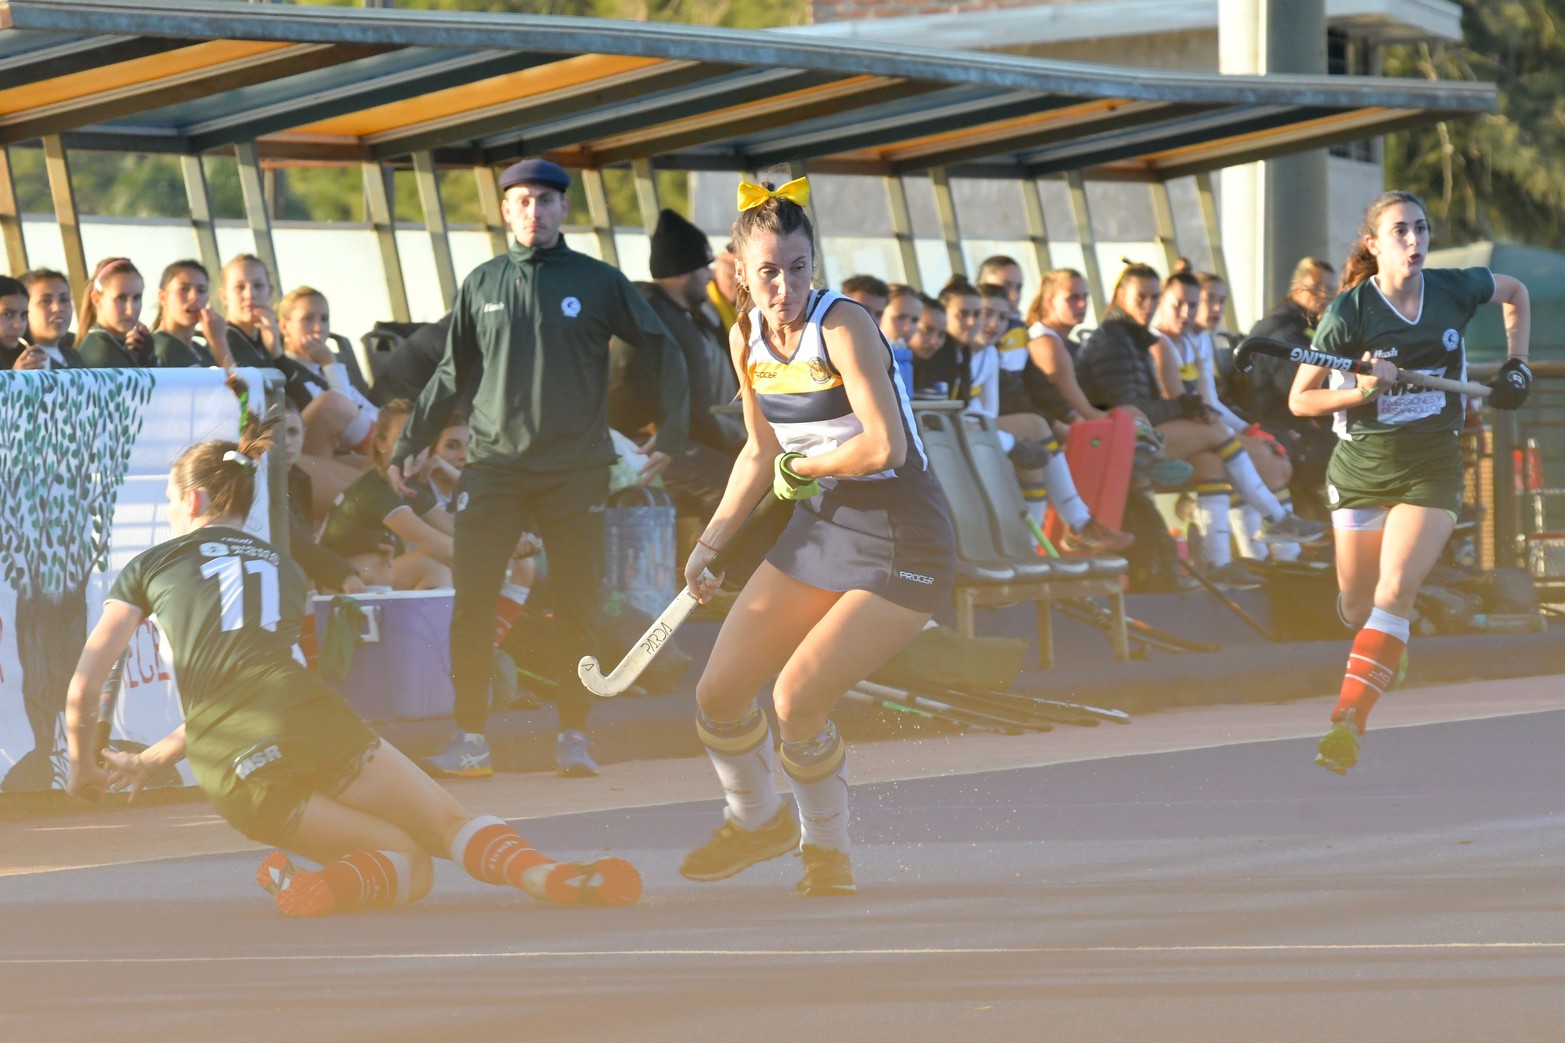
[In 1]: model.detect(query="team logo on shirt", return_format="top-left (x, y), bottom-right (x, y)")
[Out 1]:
top-left (806, 358), bottom-right (832, 385)
top-left (1443, 328), bottom-right (1460, 351)
top-left (561, 296), bottom-right (582, 318)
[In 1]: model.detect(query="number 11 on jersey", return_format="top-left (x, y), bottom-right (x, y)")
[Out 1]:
top-left (199, 549), bottom-right (280, 632)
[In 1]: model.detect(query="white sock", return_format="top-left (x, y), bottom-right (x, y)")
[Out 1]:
top-left (696, 705), bottom-right (782, 830)
top-left (1197, 490), bottom-right (1233, 568)
top-left (1231, 503), bottom-right (1266, 560)
top-left (1040, 444), bottom-right (1090, 531)
top-left (781, 722), bottom-right (850, 853)
top-left (1218, 439), bottom-right (1285, 521)
top-left (1366, 606), bottom-right (1412, 643)
top-left (1271, 493), bottom-right (1301, 561)
top-left (340, 408), bottom-right (376, 449)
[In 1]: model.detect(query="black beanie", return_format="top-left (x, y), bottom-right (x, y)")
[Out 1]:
top-left (649, 209), bottom-right (713, 279)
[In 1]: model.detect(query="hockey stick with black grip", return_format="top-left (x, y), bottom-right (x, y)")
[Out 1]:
top-left (1174, 557), bottom-right (1285, 642)
top-left (579, 493), bottom-right (791, 698)
top-left (1233, 336), bottom-right (1491, 398)
top-left (81, 653), bottom-right (126, 802)
top-left (851, 682), bottom-right (1044, 734)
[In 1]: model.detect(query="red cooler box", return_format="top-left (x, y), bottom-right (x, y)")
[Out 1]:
top-left (311, 590), bottom-right (456, 721)
top-left (1043, 411), bottom-right (1136, 549)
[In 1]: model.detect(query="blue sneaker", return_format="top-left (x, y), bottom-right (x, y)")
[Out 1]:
top-left (555, 730), bottom-right (599, 778)
top-left (426, 730), bottom-right (493, 779)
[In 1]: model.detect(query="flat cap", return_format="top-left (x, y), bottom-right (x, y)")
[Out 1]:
top-left (498, 158), bottom-right (570, 193)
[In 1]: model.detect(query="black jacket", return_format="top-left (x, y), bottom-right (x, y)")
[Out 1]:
top-left (1077, 309), bottom-right (1180, 425)
top-left (611, 283), bottom-right (743, 454)
top-left (394, 238), bottom-right (688, 472)
top-left (1242, 299), bottom-right (1320, 430)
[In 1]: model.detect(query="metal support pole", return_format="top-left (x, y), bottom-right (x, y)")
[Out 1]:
top-left (0, 147), bottom-right (28, 275)
top-left (180, 155), bottom-right (222, 276)
top-left (883, 175), bottom-right (922, 289)
top-left (1196, 171), bottom-right (1235, 329)
top-left (473, 164), bottom-right (507, 257)
top-left (1149, 180), bottom-right (1182, 277)
top-left (234, 141), bottom-right (280, 287)
top-left (581, 167), bottom-right (620, 268)
top-left (1492, 412), bottom-right (1519, 569)
top-left (42, 136), bottom-right (87, 296)
top-left (631, 158), bottom-right (661, 232)
top-left (788, 159), bottom-right (827, 290)
top-left (362, 162), bottom-right (411, 324)
top-left (929, 166), bottom-right (965, 277)
top-left (1020, 178), bottom-right (1053, 277)
top-left (413, 150), bottom-right (457, 308)
top-left (1064, 170), bottom-right (1104, 317)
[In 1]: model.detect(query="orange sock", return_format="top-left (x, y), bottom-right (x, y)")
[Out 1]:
top-left (452, 815), bottom-right (551, 887)
top-left (1332, 611), bottom-right (1408, 734)
top-left (318, 850), bottom-right (410, 911)
top-left (493, 584), bottom-right (529, 646)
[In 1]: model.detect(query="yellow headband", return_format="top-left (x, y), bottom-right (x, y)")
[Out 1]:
top-left (737, 176), bottom-right (810, 212)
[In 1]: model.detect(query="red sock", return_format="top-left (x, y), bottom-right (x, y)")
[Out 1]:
top-left (318, 850), bottom-right (409, 910)
top-left (452, 815), bottom-right (551, 887)
top-left (1332, 625), bottom-right (1406, 733)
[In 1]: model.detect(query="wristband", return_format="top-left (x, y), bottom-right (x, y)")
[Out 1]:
top-left (696, 536), bottom-right (720, 553)
top-left (1359, 383), bottom-right (1379, 400)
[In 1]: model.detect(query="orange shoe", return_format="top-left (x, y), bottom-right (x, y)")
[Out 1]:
top-left (256, 851), bottom-right (336, 917)
top-left (519, 857), bottom-right (643, 907)
top-left (1060, 518), bottom-right (1134, 556)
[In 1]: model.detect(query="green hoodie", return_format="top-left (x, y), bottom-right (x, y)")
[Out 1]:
top-left (394, 238), bottom-right (689, 472)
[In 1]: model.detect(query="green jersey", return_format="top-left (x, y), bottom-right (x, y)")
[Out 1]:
top-left (106, 527), bottom-right (313, 753)
top-left (1313, 266), bottom-right (1494, 442)
top-left (392, 238), bottom-right (690, 473)
top-left (318, 469), bottom-right (433, 559)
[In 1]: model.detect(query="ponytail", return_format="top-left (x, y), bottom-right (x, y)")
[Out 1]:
top-left (168, 375), bottom-right (279, 521)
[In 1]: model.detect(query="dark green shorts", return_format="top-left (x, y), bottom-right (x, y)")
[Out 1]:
top-left (193, 679), bottom-right (380, 846)
top-left (1324, 431), bottom-right (1464, 516)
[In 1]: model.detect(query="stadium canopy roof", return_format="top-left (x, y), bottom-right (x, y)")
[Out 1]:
top-left (0, 0), bottom-right (1496, 182)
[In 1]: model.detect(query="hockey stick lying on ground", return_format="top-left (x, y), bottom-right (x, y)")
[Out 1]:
top-left (1174, 557), bottom-right (1285, 642)
top-left (854, 680), bottom-right (1055, 732)
top-left (1055, 597), bottom-right (1220, 655)
top-left (844, 687), bottom-right (1029, 735)
top-left (923, 682), bottom-right (1131, 725)
top-left (579, 495), bottom-right (790, 698)
top-left (1017, 512), bottom-right (1218, 655)
top-left (1233, 336), bottom-right (1492, 398)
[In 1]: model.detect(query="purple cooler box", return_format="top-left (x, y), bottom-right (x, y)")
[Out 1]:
top-left (311, 590), bottom-right (455, 721)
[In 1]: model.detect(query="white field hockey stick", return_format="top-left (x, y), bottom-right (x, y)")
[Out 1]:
top-left (1233, 336), bottom-right (1491, 399)
top-left (579, 494), bottom-right (789, 698)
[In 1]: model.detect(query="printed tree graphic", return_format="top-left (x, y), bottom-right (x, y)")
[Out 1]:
top-left (0, 371), bottom-right (155, 791)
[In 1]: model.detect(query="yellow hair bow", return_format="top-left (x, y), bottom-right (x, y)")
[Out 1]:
top-left (737, 176), bottom-right (810, 212)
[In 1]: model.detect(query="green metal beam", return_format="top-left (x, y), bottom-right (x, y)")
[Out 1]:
top-left (180, 155), bottom-right (222, 277)
top-left (0, 148), bottom-right (28, 276)
top-left (581, 168), bottom-right (619, 269)
top-left (234, 141), bottom-right (280, 288)
top-left (41, 136), bottom-right (86, 297)
top-left (362, 162), bottom-right (410, 324)
top-left (413, 150), bottom-right (457, 307)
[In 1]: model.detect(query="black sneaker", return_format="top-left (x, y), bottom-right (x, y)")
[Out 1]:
top-left (679, 804), bottom-right (800, 882)
top-left (796, 844), bottom-right (856, 897)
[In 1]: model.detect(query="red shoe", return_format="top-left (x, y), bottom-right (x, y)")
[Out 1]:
top-left (1059, 518), bottom-right (1134, 556)
top-left (256, 850), bottom-right (336, 917)
top-left (519, 858), bottom-right (643, 907)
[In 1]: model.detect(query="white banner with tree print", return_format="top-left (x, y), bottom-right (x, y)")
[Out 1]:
top-left (0, 368), bottom-right (273, 793)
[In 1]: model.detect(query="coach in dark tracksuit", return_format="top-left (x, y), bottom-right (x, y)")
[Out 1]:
top-left (392, 159), bottom-right (689, 779)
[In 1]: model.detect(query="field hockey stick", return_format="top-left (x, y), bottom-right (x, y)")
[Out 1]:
top-left (1233, 336), bottom-right (1491, 398)
top-left (843, 688), bottom-right (1022, 735)
top-left (906, 683), bottom-right (1104, 728)
top-left (82, 653), bottom-right (127, 802)
top-left (850, 682), bottom-right (1042, 734)
top-left (579, 494), bottom-right (790, 698)
top-left (1174, 557), bottom-right (1285, 642)
top-left (929, 681), bottom-right (1132, 725)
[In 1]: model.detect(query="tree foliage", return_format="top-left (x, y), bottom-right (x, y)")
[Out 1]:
top-left (1383, 0), bottom-right (1565, 246)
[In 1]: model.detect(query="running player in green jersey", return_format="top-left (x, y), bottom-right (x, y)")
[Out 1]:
top-left (64, 407), bottom-right (640, 916)
top-left (1290, 190), bottom-right (1532, 774)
